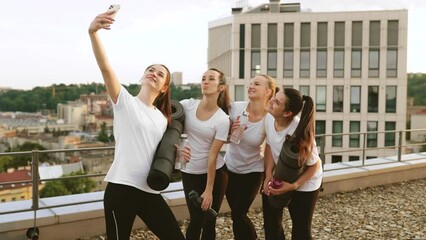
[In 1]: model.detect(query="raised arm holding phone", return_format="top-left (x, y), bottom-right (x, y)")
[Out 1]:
top-left (88, 5), bottom-right (185, 240)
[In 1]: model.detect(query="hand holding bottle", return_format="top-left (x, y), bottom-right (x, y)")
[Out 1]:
top-left (230, 111), bottom-right (249, 144)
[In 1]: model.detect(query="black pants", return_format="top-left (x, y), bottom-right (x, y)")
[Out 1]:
top-left (181, 165), bottom-right (228, 240)
top-left (226, 170), bottom-right (263, 240)
top-left (103, 182), bottom-right (184, 240)
top-left (262, 189), bottom-right (319, 240)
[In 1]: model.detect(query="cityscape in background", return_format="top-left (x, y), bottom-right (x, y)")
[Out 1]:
top-left (1, 0), bottom-right (426, 205)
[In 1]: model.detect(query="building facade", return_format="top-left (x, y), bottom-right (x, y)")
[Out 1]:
top-left (208, 1), bottom-right (407, 163)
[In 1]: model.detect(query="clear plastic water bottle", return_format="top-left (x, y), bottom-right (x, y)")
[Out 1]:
top-left (230, 111), bottom-right (249, 144)
top-left (175, 134), bottom-right (188, 170)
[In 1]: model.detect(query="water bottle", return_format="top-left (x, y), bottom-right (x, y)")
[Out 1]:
top-left (175, 134), bottom-right (188, 170)
top-left (230, 111), bottom-right (249, 144)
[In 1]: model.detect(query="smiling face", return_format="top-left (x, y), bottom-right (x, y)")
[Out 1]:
top-left (266, 90), bottom-right (291, 118)
top-left (140, 64), bottom-right (169, 94)
top-left (248, 75), bottom-right (272, 100)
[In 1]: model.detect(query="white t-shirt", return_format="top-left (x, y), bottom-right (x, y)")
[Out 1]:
top-left (180, 98), bottom-right (230, 174)
top-left (265, 113), bottom-right (323, 192)
top-left (104, 86), bottom-right (167, 194)
top-left (224, 101), bottom-right (265, 174)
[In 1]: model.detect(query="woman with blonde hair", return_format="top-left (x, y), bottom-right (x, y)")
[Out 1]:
top-left (224, 74), bottom-right (277, 240)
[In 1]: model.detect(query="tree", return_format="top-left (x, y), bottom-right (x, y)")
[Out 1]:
top-left (39, 171), bottom-right (96, 198)
top-left (1, 142), bottom-right (49, 171)
top-left (97, 122), bottom-right (110, 143)
top-left (40, 181), bottom-right (70, 198)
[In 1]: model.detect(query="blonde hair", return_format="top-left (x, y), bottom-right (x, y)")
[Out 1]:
top-left (258, 74), bottom-right (277, 100)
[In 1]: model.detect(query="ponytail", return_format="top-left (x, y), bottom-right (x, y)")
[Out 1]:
top-left (283, 89), bottom-right (315, 165)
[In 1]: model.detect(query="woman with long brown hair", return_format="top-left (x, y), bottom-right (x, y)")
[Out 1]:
top-left (262, 88), bottom-right (323, 239)
top-left (89, 10), bottom-right (184, 240)
top-left (179, 68), bottom-right (231, 240)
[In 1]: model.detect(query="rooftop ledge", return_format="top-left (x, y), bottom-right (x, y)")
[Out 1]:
top-left (1, 153), bottom-right (426, 240)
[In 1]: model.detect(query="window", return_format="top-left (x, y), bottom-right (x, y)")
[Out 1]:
top-left (315, 120), bottom-right (326, 146)
top-left (367, 121), bottom-right (378, 147)
top-left (268, 24), bottom-right (277, 77)
top-left (268, 23), bottom-right (277, 48)
top-left (350, 86), bottom-right (361, 112)
top-left (369, 49), bottom-right (380, 77)
top-left (251, 24), bottom-right (261, 77)
top-left (386, 86), bottom-right (397, 113)
top-left (268, 50), bottom-right (277, 77)
top-left (300, 23), bottom-right (311, 78)
top-left (352, 21), bottom-right (362, 47)
top-left (332, 155), bottom-right (342, 163)
top-left (317, 22), bottom-right (328, 47)
top-left (284, 50), bottom-right (294, 78)
top-left (369, 21), bottom-right (380, 78)
top-left (349, 121), bottom-right (360, 147)
top-left (385, 122), bottom-right (396, 147)
top-left (387, 20), bottom-right (399, 46)
top-left (332, 121), bottom-right (343, 147)
top-left (368, 86), bottom-right (379, 113)
top-left (300, 23), bottom-right (311, 48)
top-left (300, 50), bottom-right (310, 78)
top-left (284, 23), bottom-right (294, 78)
top-left (387, 48), bottom-right (398, 77)
top-left (334, 49), bottom-right (344, 77)
top-left (334, 22), bottom-right (345, 47)
top-left (299, 85), bottom-right (310, 96)
top-left (333, 86), bottom-right (344, 112)
top-left (284, 23), bottom-right (294, 48)
top-left (317, 50), bottom-right (327, 78)
top-left (369, 21), bottom-right (380, 46)
top-left (239, 24), bottom-right (245, 79)
top-left (234, 85), bottom-right (245, 101)
top-left (251, 50), bottom-right (260, 77)
top-left (316, 86), bottom-right (326, 112)
top-left (351, 49), bottom-right (361, 77)
top-left (239, 50), bottom-right (245, 79)
top-left (317, 22), bottom-right (328, 78)
top-left (349, 156), bottom-right (359, 161)
top-left (251, 24), bottom-right (261, 48)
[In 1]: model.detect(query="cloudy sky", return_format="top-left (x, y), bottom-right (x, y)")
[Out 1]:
top-left (0, 0), bottom-right (425, 90)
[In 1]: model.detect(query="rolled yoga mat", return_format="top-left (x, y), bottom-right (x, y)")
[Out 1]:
top-left (147, 101), bottom-right (185, 191)
top-left (268, 135), bottom-right (306, 208)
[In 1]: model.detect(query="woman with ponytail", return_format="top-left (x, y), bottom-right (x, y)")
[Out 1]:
top-left (180, 68), bottom-right (230, 239)
top-left (262, 88), bottom-right (323, 240)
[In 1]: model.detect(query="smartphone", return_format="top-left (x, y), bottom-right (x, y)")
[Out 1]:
top-left (107, 4), bottom-right (120, 18)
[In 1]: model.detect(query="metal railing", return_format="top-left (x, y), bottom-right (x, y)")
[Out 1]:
top-left (1, 128), bottom-right (426, 238)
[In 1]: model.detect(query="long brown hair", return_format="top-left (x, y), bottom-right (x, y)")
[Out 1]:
top-left (209, 68), bottom-right (230, 115)
top-left (283, 88), bottom-right (315, 165)
top-left (147, 64), bottom-right (172, 126)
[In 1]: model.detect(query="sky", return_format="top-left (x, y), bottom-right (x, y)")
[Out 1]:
top-left (0, 0), bottom-right (425, 90)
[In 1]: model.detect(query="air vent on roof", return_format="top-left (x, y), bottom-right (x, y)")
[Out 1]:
top-left (280, 3), bottom-right (301, 12)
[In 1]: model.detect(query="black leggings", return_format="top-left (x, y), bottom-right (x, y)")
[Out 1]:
top-left (226, 171), bottom-right (263, 240)
top-left (103, 182), bottom-right (184, 240)
top-left (181, 165), bottom-right (228, 240)
top-left (262, 189), bottom-right (319, 240)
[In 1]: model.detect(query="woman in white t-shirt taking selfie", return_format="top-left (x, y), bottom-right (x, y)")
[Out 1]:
top-left (223, 74), bottom-right (277, 240)
top-left (263, 88), bottom-right (323, 240)
top-left (88, 10), bottom-right (184, 240)
top-left (179, 68), bottom-right (230, 240)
